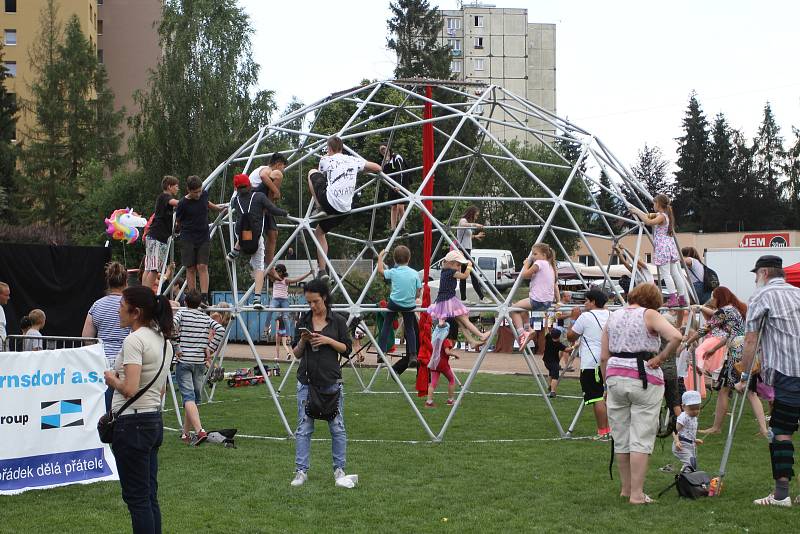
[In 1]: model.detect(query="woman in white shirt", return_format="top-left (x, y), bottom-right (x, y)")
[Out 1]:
top-left (455, 205), bottom-right (489, 304)
top-left (681, 247), bottom-right (709, 303)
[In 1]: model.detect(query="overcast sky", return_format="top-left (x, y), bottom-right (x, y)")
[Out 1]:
top-left (242, 0), bottom-right (800, 170)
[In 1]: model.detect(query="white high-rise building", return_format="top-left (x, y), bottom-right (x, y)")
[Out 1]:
top-left (439, 4), bottom-right (556, 144)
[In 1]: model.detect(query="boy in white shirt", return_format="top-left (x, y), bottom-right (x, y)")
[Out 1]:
top-left (307, 136), bottom-right (382, 283)
top-left (567, 289), bottom-right (611, 439)
top-left (673, 390), bottom-right (704, 469)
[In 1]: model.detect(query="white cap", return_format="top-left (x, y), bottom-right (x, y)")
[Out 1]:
top-left (444, 250), bottom-right (469, 264)
top-left (682, 390), bottom-right (701, 406)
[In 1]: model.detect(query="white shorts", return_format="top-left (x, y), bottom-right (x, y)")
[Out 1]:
top-left (144, 237), bottom-right (169, 272)
top-left (249, 236), bottom-right (265, 273)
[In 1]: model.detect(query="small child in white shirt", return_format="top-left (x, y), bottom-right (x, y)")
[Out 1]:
top-left (673, 390), bottom-right (704, 469)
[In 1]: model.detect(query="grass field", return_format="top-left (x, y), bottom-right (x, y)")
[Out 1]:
top-left (1, 367), bottom-right (796, 533)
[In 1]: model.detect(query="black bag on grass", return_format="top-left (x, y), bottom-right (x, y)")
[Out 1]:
top-left (659, 466), bottom-right (711, 499)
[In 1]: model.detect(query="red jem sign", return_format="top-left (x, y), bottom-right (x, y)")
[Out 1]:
top-left (739, 233), bottom-right (790, 248)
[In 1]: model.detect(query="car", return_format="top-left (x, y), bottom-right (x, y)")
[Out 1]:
top-left (418, 248), bottom-right (516, 291)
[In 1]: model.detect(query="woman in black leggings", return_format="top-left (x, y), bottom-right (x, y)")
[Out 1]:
top-left (456, 206), bottom-right (487, 304)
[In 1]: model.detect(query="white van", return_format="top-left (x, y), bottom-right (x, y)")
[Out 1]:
top-left (419, 248), bottom-right (516, 290)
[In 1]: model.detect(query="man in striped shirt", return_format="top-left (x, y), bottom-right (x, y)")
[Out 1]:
top-left (737, 255), bottom-right (800, 507)
top-left (174, 289), bottom-right (225, 445)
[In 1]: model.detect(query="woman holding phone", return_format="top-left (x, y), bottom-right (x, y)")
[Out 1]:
top-left (289, 279), bottom-right (353, 487)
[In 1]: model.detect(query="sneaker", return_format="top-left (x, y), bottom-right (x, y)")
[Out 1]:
top-left (465, 299), bottom-right (477, 306)
top-left (190, 430), bottom-right (208, 446)
top-left (226, 249), bottom-right (240, 262)
top-left (290, 470), bottom-right (308, 487)
top-left (334, 468), bottom-right (346, 481)
top-left (253, 296), bottom-right (264, 310)
top-left (408, 353), bottom-right (418, 369)
top-left (180, 433), bottom-right (190, 445)
top-left (665, 294), bottom-right (680, 308)
top-left (518, 331), bottom-right (532, 350)
top-left (317, 270), bottom-right (330, 284)
top-left (593, 433), bottom-right (611, 442)
top-left (480, 297), bottom-right (493, 305)
top-left (678, 295), bottom-right (688, 307)
top-left (547, 391), bottom-right (556, 399)
top-left (425, 400), bottom-right (435, 408)
top-left (754, 493), bottom-right (791, 507)
top-left (446, 398), bottom-right (454, 406)
top-left (311, 207), bottom-right (328, 218)
top-left (658, 464), bottom-right (674, 473)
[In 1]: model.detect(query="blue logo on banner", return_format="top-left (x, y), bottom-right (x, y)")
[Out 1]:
top-left (0, 448), bottom-right (113, 491)
top-left (41, 399), bottom-right (83, 429)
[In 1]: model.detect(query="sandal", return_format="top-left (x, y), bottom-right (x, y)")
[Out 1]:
top-left (630, 494), bottom-right (655, 505)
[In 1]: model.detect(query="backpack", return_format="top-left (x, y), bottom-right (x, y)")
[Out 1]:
top-left (236, 194), bottom-right (262, 255)
top-left (659, 466), bottom-right (711, 499)
top-left (702, 262), bottom-right (720, 293)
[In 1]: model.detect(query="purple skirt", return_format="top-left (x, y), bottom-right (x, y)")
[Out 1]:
top-left (427, 296), bottom-right (469, 320)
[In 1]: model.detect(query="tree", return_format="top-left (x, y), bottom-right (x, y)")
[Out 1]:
top-left (19, 5), bottom-right (123, 228)
top-left (752, 102), bottom-right (786, 227)
top-left (130, 0), bottom-right (276, 192)
top-left (387, 0), bottom-right (453, 80)
top-left (0, 49), bottom-right (17, 221)
top-left (674, 92), bottom-right (711, 231)
top-left (707, 114), bottom-right (736, 232)
top-left (783, 127), bottom-right (800, 224)
top-left (631, 144), bottom-right (671, 199)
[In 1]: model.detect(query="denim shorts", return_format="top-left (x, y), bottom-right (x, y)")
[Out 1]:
top-left (530, 299), bottom-right (551, 312)
top-left (175, 361), bottom-right (206, 404)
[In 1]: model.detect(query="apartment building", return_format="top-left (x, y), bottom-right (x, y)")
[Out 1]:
top-left (0, 0), bottom-right (159, 145)
top-left (438, 4), bottom-right (556, 144)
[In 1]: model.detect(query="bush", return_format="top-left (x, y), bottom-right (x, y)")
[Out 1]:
top-left (0, 223), bottom-right (69, 245)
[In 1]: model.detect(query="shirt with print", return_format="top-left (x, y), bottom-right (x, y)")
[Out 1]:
top-left (384, 265), bottom-right (422, 308)
top-left (529, 259), bottom-right (555, 303)
top-left (435, 268), bottom-right (458, 302)
top-left (570, 309), bottom-right (610, 370)
top-left (112, 327), bottom-right (172, 415)
top-left (605, 306), bottom-right (663, 386)
top-left (232, 190), bottom-right (287, 237)
top-left (697, 305), bottom-right (744, 340)
top-left (382, 153), bottom-right (407, 187)
top-left (676, 411), bottom-right (698, 443)
top-left (293, 309), bottom-right (352, 386)
top-left (319, 153), bottom-right (366, 213)
top-left (176, 190), bottom-right (211, 245)
top-left (148, 192), bottom-right (176, 243)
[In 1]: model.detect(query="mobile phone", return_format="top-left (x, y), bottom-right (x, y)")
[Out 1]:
top-left (299, 327), bottom-right (313, 336)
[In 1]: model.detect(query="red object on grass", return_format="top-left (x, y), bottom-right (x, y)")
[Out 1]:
top-left (785, 262), bottom-right (800, 288)
top-left (416, 85), bottom-right (435, 397)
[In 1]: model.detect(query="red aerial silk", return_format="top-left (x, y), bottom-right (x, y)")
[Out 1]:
top-left (416, 85), bottom-right (435, 397)
top-left (786, 262), bottom-right (800, 288)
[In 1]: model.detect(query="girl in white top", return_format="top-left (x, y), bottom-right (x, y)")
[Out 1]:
top-left (681, 246), bottom-right (709, 303)
top-left (264, 264), bottom-right (311, 343)
top-left (20, 309), bottom-right (45, 351)
top-left (104, 286), bottom-right (174, 533)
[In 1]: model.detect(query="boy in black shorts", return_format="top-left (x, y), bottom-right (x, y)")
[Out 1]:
top-left (176, 175), bottom-right (225, 305)
top-left (308, 136), bottom-right (382, 283)
top-left (543, 328), bottom-right (570, 398)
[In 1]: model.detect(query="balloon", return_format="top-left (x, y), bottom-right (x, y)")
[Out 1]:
top-left (105, 208), bottom-right (148, 244)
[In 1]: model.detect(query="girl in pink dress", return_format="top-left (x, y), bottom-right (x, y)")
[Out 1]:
top-left (628, 194), bottom-right (688, 307)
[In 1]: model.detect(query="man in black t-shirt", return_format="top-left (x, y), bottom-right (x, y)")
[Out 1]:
top-left (143, 176), bottom-right (179, 291)
top-left (176, 175), bottom-right (225, 305)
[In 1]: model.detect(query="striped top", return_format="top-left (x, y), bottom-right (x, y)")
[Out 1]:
top-left (605, 306), bottom-right (663, 386)
top-left (746, 278), bottom-right (800, 384)
top-left (174, 308), bottom-right (225, 364)
top-left (272, 279), bottom-right (289, 299)
top-left (89, 294), bottom-right (130, 364)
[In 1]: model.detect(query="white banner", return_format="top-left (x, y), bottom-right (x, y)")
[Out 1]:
top-left (0, 344), bottom-right (118, 495)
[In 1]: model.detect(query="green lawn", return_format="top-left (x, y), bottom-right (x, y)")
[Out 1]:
top-left (1, 368), bottom-right (795, 533)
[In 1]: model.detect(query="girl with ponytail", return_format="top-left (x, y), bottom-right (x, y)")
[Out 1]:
top-left (104, 286), bottom-right (174, 532)
top-left (628, 194), bottom-right (688, 308)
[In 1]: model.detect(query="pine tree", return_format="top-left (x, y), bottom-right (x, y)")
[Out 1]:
top-left (631, 144), bottom-right (671, 198)
top-left (130, 0), bottom-right (276, 187)
top-left (783, 127), bottom-right (800, 224)
top-left (0, 49), bottom-right (17, 220)
top-left (752, 102), bottom-right (786, 227)
top-left (92, 64), bottom-right (124, 171)
top-left (730, 129), bottom-right (758, 230)
top-left (674, 92), bottom-right (711, 231)
top-left (387, 0), bottom-right (453, 79)
top-left (707, 114), bottom-right (735, 232)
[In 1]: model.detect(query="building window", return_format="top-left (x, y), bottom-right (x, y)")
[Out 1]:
top-left (446, 17), bottom-right (461, 31)
top-left (450, 60), bottom-right (461, 73)
top-left (98, 0), bottom-right (103, 4)
top-left (645, 253), bottom-right (652, 263)
top-left (4, 0), bottom-right (16, 14)
top-left (474, 15), bottom-right (484, 27)
top-left (447, 38), bottom-right (461, 51)
top-left (4, 29), bottom-right (15, 45)
top-left (473, 58), bottom-right (485, 71)
top-left (4, 61), bottom-right (16, 77)
top-left (98, 49), bottom-right (104, 63)
top-left (474, 36), bottom-right (483, 49)
top-left (97, 20), bottom-right (103, 35)
top-left (578, 255), bottom-right (596, 267)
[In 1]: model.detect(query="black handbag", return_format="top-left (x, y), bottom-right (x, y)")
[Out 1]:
top-left (98, 339), bottom-right (167, 444)
top-left (303, 335), bottom-right (340, 422)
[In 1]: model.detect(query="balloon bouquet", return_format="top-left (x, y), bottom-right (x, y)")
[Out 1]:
top-left (104, 207), bottom-right (148, 266)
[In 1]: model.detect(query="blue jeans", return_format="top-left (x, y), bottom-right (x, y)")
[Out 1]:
top-left (175, 361), bottom-right (205, 404)
top-left (111, 412), bottom-right (163, 534)
top-left (378, 299), bottom-right (418, 358)
top-left (295, 381), bottom-right (346, 473)
top-left (264, 297), bottom-right (292, 338)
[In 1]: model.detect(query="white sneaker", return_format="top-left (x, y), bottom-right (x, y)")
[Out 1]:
top-left (753, 493), bottom-right (791, 507)
top-left (480, 297), bottom-right (493, 304)
top-left (465, 299), bottom-right (477, 306)
top-left (334, 468), bottom-right (346, 481)
top-left (290, 471), bottom-right (308, 487)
